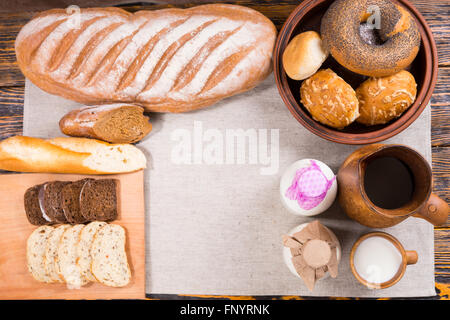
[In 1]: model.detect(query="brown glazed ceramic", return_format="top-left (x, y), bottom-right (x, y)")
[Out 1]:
top-left (337, 144), bottom-right (449, 228)
top-left (350, 232), bottom-right (418, 289)
top-left (273, 0), bottom-right (438, 144)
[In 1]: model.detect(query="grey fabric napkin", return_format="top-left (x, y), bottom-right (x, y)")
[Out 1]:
top-left (23, 76), bottom-right (436, 297)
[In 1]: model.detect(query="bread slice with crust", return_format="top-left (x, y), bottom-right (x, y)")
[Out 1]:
top-left (77, 221), bottom-right (107, 282)
top-left (24, 184), bottom-right (51, 225)
top-left (57, 224), bottom-right (90, 288)
top-left (44, 224), bottom-right (71, 283)
top-left (80, 179), bottom-right (119, 221)
top-left (91, 224), bottom-right (130, 287)
top-left (40, 181), bottom-right (70, 223)
top-left (27, 226), bottom-right (54, 283)
top-left (61, 179), bottom-right (93, 224)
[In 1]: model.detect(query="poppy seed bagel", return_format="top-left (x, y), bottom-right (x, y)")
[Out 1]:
top-left (320, 0), bottom-right (421, 77)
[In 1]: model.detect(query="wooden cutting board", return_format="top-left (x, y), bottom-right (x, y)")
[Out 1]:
top-left (0, 170), bottom-right (145, 299)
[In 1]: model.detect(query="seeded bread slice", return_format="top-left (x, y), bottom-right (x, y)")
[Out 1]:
top-left (41, 181), bottom-right (70, 223)
top-left (80, 179), bottom-right (119, 221)
top-left (57, 224), bottom-right (90, 288)
top-left (44, 224), bottom-right (71, 283)
top-left (91, 224), bottom-right (130, 287)
top-left (27, 226), bottom-right (54, 283)
top-left (61, 179), bottom-right (93, 224)
top-left (24, 184), bottom-right (51, 225)
top-left (77, 221), bottom-right (107, 282)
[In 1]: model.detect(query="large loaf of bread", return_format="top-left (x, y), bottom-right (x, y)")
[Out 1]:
top-left (15, 4), bottom-right (277, 112)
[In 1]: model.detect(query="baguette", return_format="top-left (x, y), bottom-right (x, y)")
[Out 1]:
top-left (0, 136), bottom-right (146, 174)
top-left (59, 104), bottom-right (152, 143)
top-left (15, 5), bottom-right (276, 112)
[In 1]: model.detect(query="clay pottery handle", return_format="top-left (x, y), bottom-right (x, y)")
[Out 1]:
top-left (405, 250), bottom-right (418, 265)
top-left (413, 193), bottom-right (449, 226)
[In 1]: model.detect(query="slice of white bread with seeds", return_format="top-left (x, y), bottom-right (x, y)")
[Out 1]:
top-left (77, 221), bottom-right (107, 282)
top-left (57, 224), bottom-right (89, 288)
top-left (0, 136), bottom-right (146, 174)
top-left (44, 224), bottom-right (71, 283)
top-left (91, 224), bottom-right (131, 287)
top-left (27, 225), bottom-right (54, 283)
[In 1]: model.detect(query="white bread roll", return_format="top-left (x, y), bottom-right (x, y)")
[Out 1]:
top-left (0, 136), bottom-right (146, 174)
top-left (282, 31), bottom-right (328, 81)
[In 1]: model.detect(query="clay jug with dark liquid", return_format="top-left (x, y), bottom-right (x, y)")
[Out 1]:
top-left (337, 144), bottom-right (448, 228)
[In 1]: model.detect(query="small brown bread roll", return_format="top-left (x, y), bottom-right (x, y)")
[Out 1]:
top-left (282, 31), bottom-right (328, 80)
top-left (59, 104), bottom-right (152, 144)
top-left (356, 70), bottom-right (417, 126)
top-left (300, 69), bottom-right (360, 129)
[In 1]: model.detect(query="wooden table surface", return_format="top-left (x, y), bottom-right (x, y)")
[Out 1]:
top-left (0, 0), bottom-right (448, 300)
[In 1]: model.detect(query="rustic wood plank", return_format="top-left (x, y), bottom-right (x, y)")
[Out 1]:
top-left (0, 11), bottom-right (31, 87)
top-left (409, 0), bottom-right (450, 67)
top-left (431, 68), bottom-right (450, 147)
top-left (0, 86), bottom-right (23, 140)
top-left (432, 147), bottom-right (450, 228)
top-left (435, 228), bottom-right (450, 280)
top-left (0, 0), bottom-right (448, 86)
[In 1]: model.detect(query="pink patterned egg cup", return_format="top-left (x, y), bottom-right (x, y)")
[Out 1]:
top-left (280, 159), bottom-right (337, 216)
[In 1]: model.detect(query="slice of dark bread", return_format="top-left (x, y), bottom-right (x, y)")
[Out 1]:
top-left (40, 181), bottom-right (70, 223)
top-left (80, 179), bottom-right (119, 221)
top-left (61, 179), bottom-right (93, 224)
top-left (24, 184), bottom-right (51, 225)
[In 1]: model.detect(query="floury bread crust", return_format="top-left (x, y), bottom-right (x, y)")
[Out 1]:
top-left (15, 5), bottom-right (277, 112)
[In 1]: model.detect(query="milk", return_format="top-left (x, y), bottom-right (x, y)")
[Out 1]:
top-left (353, 236), bottom-right (403, 284)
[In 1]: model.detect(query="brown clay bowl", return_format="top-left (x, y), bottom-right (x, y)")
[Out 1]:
top-left (273, 0), bottom-right (438, 145)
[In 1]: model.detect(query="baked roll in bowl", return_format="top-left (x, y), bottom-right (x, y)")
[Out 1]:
top-left (273, 0), bottom-right (437, 144)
